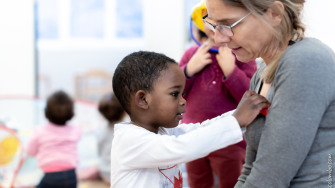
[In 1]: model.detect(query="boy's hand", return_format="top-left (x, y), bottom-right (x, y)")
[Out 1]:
top-left (186, 43), bottom-right (212, 77)
top-left (233, 91), bottom-right (270, 127)
top-left (216, 46), bottom-right (235, 77)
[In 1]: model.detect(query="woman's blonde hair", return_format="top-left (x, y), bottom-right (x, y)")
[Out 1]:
top-left (222, 0), bottom-right (305, 83)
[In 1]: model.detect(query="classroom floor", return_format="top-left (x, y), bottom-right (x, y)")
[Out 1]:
top-left (78, 179), bottom-right (109, 188)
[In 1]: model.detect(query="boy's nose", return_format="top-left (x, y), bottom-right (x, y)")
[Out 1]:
top-left (180, 97), bottom-right (186, 106)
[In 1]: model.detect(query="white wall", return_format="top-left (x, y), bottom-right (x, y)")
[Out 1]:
top-left (3, 0), bottom-right (335, 98)
top-left (303, 1), bottom-right (335, 51)
top-left (0, 0), bottom-right (36, 96)
top-left (0, 0), bottom-right (187, 98)
top-left (143, 0), bottom-right (186, 61)
top-left (38, 46), bottom-right (143, 97)
top-left (38, 0), bottom-right (187, 98)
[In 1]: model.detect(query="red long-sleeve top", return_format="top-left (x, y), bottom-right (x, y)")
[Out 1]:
top-left (179, 45), bottom-right (256, 127)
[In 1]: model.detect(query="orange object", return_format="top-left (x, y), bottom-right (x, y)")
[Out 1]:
top-left (0, 125), bottom-right (24, 188)
top-left (191, 0), bottom-right (207, 32)
top-left (0, 135), bottom-right (20, 165)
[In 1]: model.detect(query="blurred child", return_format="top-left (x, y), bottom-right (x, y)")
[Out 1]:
top-left (97, 92), bottom-right (126, 184)
top-left (179, 1), bottom-right (257, 187)
top-left (110, 51), bottom-right (269, 187)
top-left (26, 91), bottom-right (81, 188)
top-left (192, 24), bottom-right (208, 45)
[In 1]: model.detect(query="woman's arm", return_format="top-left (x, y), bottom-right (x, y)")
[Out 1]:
top-left (234, 144), bottom-right (256, 188)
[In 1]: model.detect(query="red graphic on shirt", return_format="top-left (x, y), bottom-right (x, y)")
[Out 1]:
top-left (158, 165), bottom-right (183, 188)
top-left (174, 171), bottom-right (183, 188)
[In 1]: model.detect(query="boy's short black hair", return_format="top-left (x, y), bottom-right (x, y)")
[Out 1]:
top-left (98, 92), bottom-right (125, 123)
top-left (112, 51), bottom-right (177, 115)
top-left (45, 90), bottom-right (74, 126)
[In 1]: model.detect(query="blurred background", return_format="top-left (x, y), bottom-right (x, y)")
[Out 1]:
top-left (0, 0), bottom-right (334, 102)
top-left (0, 1), bottom-right (334, 187)
top-left (0, 0), bottom-right (197, 102)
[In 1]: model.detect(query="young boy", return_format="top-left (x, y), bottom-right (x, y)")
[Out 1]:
top-left (111, 51), bottom-right (269, 188)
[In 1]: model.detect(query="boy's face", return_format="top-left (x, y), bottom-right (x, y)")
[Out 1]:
top-left (146, 63), bottom-right (186, 129)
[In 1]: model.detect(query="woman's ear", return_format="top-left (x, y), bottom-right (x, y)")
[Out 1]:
top-left (134, 90), bottom-right (149, 110)
top-left (266, 1), bottom-right (284, 27)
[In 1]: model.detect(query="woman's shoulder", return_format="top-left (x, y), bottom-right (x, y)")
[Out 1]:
top-left (285, 38), bottom-right (334, 59)
top-left (282, 38), bottom-right (335, 68)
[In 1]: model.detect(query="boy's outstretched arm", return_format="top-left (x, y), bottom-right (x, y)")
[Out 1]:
top-left (233, 90), bottom-right (270, 127)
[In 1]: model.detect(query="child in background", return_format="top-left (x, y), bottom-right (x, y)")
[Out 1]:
top-left (179, 1), bottom-right (257, 187)
top-left (110, 51), bottom-right (269, 188)
top-left (97, 92), bottom-right (126, 184)
top-left (26, 91), bottom-right (81, 188)
top-left (192, 24), bottom-right (208, 45)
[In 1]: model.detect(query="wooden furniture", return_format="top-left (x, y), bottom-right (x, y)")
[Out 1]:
top-left (75, 69), bottom-right (113, 103)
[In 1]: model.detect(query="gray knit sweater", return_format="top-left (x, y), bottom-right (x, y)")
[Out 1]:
top-left (235, 38), bottom-right (335, 188)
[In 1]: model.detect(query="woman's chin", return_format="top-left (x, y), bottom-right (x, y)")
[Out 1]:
top-left (235, 55), bottom-right (252, 63)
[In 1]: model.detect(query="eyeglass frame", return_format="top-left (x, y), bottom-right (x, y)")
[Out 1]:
top-left (202, 12), bottom-right (251, 35)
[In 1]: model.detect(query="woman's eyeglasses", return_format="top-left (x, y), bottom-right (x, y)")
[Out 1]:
top-left (202, 12), bottom-right (251, 36)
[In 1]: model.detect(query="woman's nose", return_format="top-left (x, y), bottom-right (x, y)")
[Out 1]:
top-left (214, 30), bottom-right (231, 45)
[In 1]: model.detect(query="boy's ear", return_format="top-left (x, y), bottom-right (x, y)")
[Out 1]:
top-left (134, 90), bottom-right (149, 110)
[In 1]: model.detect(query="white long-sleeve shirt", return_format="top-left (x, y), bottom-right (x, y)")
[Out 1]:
top-left (110, 113), bottom-right (242, 188)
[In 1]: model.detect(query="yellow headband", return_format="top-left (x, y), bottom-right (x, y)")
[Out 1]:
top-left (191, 0), bottom-right (207, 32)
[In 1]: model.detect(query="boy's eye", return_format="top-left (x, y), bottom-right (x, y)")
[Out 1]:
top-left (171, 92), bottom-right (179, 97)
top-left (182, 93), bottom-right (186, 97)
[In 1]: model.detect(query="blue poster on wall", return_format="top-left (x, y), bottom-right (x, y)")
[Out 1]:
top-left (36, 0), bottom-right (59, 39)
top-left (116, 0), bottom-right (143, 38)
top-left (71, 0), bottom-right (104, 38)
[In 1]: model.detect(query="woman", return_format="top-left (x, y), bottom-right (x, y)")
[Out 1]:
top-left (205, 0), bottom-right (335, 187)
